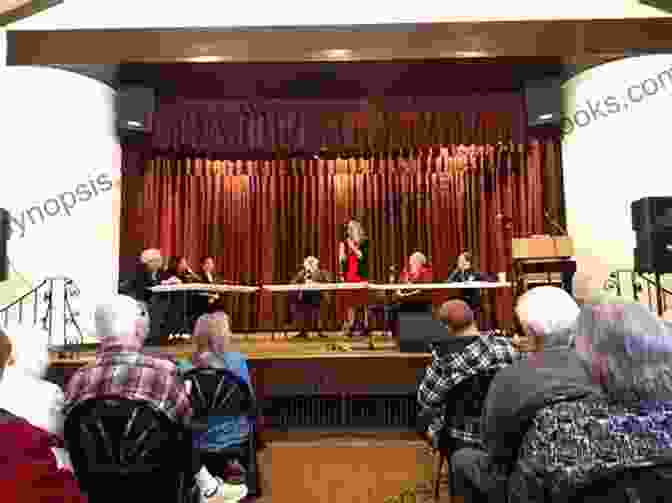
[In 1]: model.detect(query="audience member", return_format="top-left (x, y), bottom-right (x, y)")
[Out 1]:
top-left (508, 301), bottom-right (672, 502)
top-left (180, 312), bottom-right (254, 483)
top-left (0, 323), bottom-right (65, 437)
top-left (451, 286), bottom-right (600, 503)
top-left (0, 329), bottom-right (87, 502)
top-left (574, 301), bottom-right (672, 402)
top-left (63, 295), bottom-right (247, 503)
top-left (416, 300), bottom-right (519, 449)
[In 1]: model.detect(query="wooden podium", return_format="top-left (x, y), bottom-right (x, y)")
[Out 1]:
top-left (512, 236), bottom-right (576, 296)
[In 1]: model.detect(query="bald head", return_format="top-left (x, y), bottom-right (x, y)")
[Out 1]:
top-left (437, 300), bottom-right (477, 335)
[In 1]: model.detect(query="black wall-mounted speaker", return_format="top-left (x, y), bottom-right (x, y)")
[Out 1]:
top-left (631, 197), bottom-right (672, 232)
top-left (116, 87), bottom-right (155, 134)
top-left (0, 209), bottom-right (9, 282)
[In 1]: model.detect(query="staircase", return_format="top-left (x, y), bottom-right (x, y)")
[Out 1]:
top-left (0, 277), bottom-right (84, 355)
top-left (604, 270), bottom-right (672, 315)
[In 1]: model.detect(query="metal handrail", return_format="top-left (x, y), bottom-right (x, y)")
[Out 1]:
top-left (0, 276), bottom-right (84, 357)
top-left (605, 269), bottom-right (671, 314)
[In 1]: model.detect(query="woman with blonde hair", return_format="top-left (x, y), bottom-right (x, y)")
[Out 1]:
top-left (338, 219), bottom-right (370, 336)
top-left (181, 313), bottom-right (252, 442)
top-left (180, 312), bottom-right (254, 487)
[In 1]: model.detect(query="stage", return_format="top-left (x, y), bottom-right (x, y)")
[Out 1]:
top-left (47, 333), bottom-right (431, 432)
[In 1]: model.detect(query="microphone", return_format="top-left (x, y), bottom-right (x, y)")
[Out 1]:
top-left (544, 211), bottom-right (567, 236)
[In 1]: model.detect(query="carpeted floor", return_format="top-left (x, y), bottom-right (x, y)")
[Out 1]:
top-left (249, 433), bottom-right (450, 502)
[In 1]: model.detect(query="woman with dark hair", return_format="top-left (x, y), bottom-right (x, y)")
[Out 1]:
top-left (162, 256), bottom-right (198, 283)
top-left (161, 256), bottom-right (199, 339)
top-left (446, 251), bottom-right (491, 324)
top-left (338, 219), bottom-right (370, 336)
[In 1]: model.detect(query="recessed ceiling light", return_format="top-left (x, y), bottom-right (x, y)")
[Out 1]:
top-left (319, 49), bottom-right (353, 59)
top-left (187, 56), bottom-right (233, 63)
top-left (451, 51), bottom-right (490, 58)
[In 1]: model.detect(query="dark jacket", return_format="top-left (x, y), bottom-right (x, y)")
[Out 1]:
top-left (291, 269), bottom-right (332, 305)
top-left (446, 268), bottom-right (488, 309)
top-left (130, 265), bottom-right (161, 303)
top-left (482, 348), bottom-right (602, 468)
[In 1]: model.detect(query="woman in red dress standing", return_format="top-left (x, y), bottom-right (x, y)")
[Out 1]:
top-left (338, 219), bottom-right (370, 336)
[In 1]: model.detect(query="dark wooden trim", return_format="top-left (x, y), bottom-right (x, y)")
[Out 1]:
top-left (0, 0), bottom-right (62, 28)
top-left (8, 18), bottom-right (672, 65)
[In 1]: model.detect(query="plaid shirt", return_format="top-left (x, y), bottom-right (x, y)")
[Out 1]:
top-left (417, 331), bottom-right (519, 447)
top-left (64, 345), bottom-right (192, 425)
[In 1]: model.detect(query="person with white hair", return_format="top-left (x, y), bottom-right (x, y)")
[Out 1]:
top-left (64, 295), bottom-right (247, 502)
top-left (0, 323), bottom-right (65, 437)
top-left (371, 251), bottom-right (434, 338)
top-left (290, 256), bottom-right (332, 338)
top-left (128, 248), bottom-right (175, 345)
top-left (0, 329), bottom-right (87, 502)
top-left (450, 286), bottom-right (602, 503)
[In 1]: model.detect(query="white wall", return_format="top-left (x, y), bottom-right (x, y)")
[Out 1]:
top-left (5, 0), bottom-right (670, 30)
top-left (0, 66), bottom-right (120, 342)
top-left (562, 55), bottom-right (672, 300)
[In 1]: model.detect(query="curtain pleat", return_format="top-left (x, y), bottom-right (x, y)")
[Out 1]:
top-left (127, 139), bottom-right (560, 330)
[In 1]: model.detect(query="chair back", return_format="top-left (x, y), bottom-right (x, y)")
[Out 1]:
top-left (183, 368), bottom-right (255, 430)
top-left (64, 397), bottom-right (192, 502)
top-left (444, 369), bottom-right (497, 422)
top-left (509, 397), bottom-right (672, 503)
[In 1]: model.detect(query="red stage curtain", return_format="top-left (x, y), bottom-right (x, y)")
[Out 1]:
top-left (125, 140), bottom-right (560, 330)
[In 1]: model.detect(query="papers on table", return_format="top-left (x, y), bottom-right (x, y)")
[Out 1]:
top-left (149, 283), bottom-right (259, 293)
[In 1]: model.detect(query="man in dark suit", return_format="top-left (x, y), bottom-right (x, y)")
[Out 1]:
top-left (129, 249), bottom-right (170, 346)
top-left (193, 256), bottom-right (222, 318)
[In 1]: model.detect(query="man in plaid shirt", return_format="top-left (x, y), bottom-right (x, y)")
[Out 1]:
top-left (64, 295), bottom-right (248, 503)
top-left (417, 300), bottom-right (520, 449)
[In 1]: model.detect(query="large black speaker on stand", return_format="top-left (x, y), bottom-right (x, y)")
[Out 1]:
top-left (0, 209), bottom-right (9, 282)
top-left (632, 197), bottom-right (672, 273)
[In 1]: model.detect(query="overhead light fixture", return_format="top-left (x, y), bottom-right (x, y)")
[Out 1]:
top-left (538, 113), bottom-right (554, 120)
top-left (187, 56), bottom-right (234, 63)
top-left (318, 49), bottom-right (353, 60)
top-left (126, 120), bottom-right (143, 128)
top-left (451, 51), bottom-right (490, 58)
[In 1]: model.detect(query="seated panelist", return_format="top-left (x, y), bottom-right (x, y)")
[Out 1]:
top-left (194, 256), bottom-right (222, 316)
top-left (161, 256), bottom-right (200, 337)
top-left (393, 251), bottom-right (434, 301)
top-left (162, 256), bottom-right (199, 284)
top-left (370, 252), bottom-right (433, 337)
top-left (290, 256), bottom-right (331, 338)
top-left (445, 251), bottom-right (491, 315)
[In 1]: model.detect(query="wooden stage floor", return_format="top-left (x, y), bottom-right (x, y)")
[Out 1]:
top-left (49, 331), bottom-right (430, 365)
top-left (48, 332), bottom-right (431, 405)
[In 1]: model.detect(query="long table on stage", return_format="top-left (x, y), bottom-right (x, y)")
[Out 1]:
top-left (262, 281), bottom-right (511, 334)
top-left (149, 283), bottom-right (260, 335)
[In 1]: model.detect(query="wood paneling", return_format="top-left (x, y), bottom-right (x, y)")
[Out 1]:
top-left (8, 18), bottom-right (672, 65)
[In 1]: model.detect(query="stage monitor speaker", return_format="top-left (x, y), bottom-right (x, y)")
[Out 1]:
top-left (398, 307), bottom-right (445, 353)
top-left (116, 87), bottom-right (155, 134)
top-left (0, 209), bottom-right (9, 282)
top-left (634, 229), bottom-right (672, 273)
top-left (631, 197), bottom-right (672, 232)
